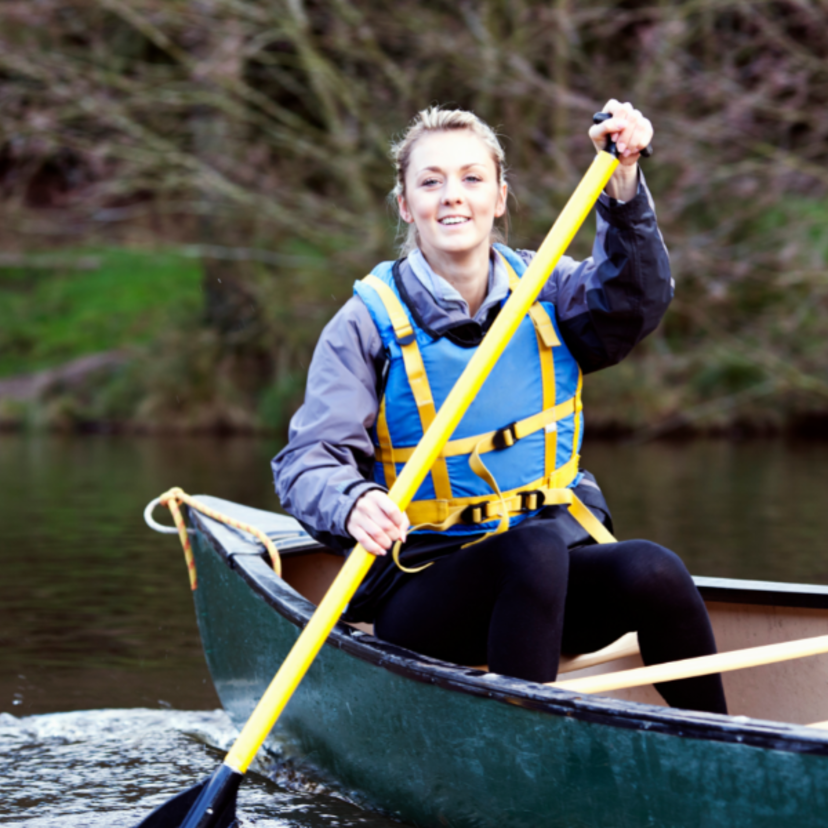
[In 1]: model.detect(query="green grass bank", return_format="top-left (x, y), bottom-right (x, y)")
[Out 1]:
top-left (1, 240), bottom-right (827, 439)
top-left (0, 248), bottom-right (203, 377)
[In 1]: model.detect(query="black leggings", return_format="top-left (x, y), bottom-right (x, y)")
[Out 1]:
top-left (375, 519), bottom-right (728, 714)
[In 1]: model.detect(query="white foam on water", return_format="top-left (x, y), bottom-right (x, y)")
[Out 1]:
top-left (0, 709), bottom-right (400, 827)
top-left (0, 708), bottom-right (237, 748)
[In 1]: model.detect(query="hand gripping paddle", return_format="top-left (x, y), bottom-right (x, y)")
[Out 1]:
top-left (136, 118), bottom-right (622, 828)
top-left (592, 111), bottom-right (653, 158)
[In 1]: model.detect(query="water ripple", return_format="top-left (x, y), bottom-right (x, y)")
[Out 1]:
top-left (0, 709), bottom-right (400, 827)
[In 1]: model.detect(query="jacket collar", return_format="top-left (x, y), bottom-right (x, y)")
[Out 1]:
top-left (394, 251), bottom-right (511, 347)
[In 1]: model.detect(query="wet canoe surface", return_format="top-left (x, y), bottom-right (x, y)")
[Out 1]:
top-left (188, 497), bottom-right (828, 828)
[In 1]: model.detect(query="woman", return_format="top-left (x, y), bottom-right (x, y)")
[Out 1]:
top-left (273, 102), bottom-right (727, 715)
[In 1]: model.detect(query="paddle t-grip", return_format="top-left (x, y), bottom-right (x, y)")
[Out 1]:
top-left (592, 112), bottom-right (653, 159)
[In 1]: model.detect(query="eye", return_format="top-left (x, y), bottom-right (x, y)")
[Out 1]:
top-left (420, 176), bottom-right (440, 187)
top-left (464, 174), bottom-right (483, 183)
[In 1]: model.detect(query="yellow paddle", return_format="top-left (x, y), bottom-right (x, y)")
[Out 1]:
top-left (136, 121), bottom-right (620, 828)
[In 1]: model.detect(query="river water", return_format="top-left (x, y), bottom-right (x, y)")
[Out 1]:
top-left (1, 433), bottom-right (827, 825)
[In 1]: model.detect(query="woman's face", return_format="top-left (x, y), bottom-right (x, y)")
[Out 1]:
top-left (398, 129), bottom-right (507, 262)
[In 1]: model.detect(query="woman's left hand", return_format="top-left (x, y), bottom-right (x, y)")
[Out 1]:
top-left (588, 99), bottom-right (653, 201)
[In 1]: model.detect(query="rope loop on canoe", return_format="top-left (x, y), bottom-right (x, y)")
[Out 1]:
top-left (144, 487), bottom-right (281, 590)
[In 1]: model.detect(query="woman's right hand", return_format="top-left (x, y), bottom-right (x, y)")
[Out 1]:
top-left (347, 489), bottom-right (409, 556)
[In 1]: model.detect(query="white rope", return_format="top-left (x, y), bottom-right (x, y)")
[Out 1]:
top-left (143, 496), bottom-right (193, 535)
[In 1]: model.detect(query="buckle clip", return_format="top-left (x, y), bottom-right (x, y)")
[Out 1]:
top-left (394, 320), bottom-right (416, 346)
top-left (492, 421), bottom-right (518, 450)
top-left (460, 504), bottom-right (485, 524)
top-left (519, 490), bottom-right (545, 512)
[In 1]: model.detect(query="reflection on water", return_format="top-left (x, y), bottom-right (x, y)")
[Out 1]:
top-left (1, 433), bottom-right (827, 825)
top-left (583, 440), bottom-right (828, 585)
top-left (0, 434), bottom-right (285, 716)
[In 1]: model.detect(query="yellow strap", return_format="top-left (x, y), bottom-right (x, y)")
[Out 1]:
top-left (459, 439), bottom-right (511, 547)
top-left (496, 251), bottom-right (560, 475)
top-left (404, 454), bottom-right (580, 525)
top-left (567, 492), bottom-right (617, 544)
top-left (375, 397), bottom-right (576, 464)
top-left (391, 539), bottom-right (433, 574)
top-left (528, 303), bottom-right (561, 348)
top-left (363, 274), bottom-right (414, 342)
top-left (363, 275), bottom-right (453, 500)
top-left (571, 366), bottom-right (584, 467)
top-left (533, 308), bottom-right (558, 476)
top-left (391, 436), bottom-right (512, 572)
top-left (375, 395), bottom-right (396, 488)
top-left (411, 486), bottom-right (615, 543)
top-left (502, 255), bottom-right (521, 291)
top-left (397, 483), bottom-right (616, 570)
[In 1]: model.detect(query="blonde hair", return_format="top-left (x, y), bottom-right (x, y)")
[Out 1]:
top-left (390, 107), bottom-right (508, 255)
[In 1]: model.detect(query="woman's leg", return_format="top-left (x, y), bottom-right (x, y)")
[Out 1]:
top-left (563, 539), bottom-right (728, 714)
top-left (374, 520), bottom-right (570, 682)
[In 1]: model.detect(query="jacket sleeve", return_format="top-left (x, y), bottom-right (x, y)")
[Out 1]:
top-left (271, 297), bottom-right (386, 551)
top-left (532, 170), bottom-right (673, 374)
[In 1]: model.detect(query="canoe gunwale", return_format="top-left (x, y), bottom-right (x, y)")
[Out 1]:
top-left (695, 576), bottom-right (828, 610)
top-left (188, 497), bottom-right (828, 758)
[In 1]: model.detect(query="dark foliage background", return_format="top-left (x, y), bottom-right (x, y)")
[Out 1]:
top-left (1, 0), bottom-right (827, 435)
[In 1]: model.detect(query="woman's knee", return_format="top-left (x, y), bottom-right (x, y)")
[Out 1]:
top-left (494, 523), bottom-right (569, 593)
top-left (619, 540), bottom-right (695, 601)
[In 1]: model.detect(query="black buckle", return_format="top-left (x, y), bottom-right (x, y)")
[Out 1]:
top-left (460, 503), bottom-right (486, 524)
top-left (519, 490), bottom-right (545, 512)
top-left (492, 421), bottom-right (518, 451)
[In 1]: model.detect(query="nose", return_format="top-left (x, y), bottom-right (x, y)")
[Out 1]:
top-left (442, 174), bottom-right (464, 204)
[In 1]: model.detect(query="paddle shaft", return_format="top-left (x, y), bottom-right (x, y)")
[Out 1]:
top-left (222, 149), bottom-right (619, 774)
top-left (551, 633), bottom-right (828, 695)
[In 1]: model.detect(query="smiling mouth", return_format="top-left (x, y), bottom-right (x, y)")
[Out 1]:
top-left (438, 216), bottom-right (470, 225)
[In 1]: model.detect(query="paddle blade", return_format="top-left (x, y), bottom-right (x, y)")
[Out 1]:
top-left (135, 765), bottom-right (242, 828)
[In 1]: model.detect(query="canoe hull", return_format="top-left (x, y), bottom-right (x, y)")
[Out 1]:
top-left (190, 521), bottom-right (828, 828)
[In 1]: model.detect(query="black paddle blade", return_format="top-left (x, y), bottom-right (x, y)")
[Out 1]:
top-left (136, 765), bottom-right (242, 828)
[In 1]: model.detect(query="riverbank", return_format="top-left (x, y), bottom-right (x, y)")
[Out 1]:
top-left (2, 245), bottom-right (827, 438)
top-left (4, 350), bottom-right (827, 439)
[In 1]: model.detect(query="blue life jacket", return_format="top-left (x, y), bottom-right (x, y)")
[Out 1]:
top-left (354, 244), bottom-right (612, 557)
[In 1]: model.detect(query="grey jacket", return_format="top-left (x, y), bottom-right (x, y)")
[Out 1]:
top-left (272, 176), bottom-right (672, 551)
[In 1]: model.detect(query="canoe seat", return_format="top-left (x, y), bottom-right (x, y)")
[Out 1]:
top-left (467, 632), bottom-right (640, 675)
top-left (342, 625), bottom-right (640, 675)
top-left (558, 632), bottom-right (640, 674)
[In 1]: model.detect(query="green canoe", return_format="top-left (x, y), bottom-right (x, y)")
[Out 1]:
top-left (180, 495), bottom-right (828, 828)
